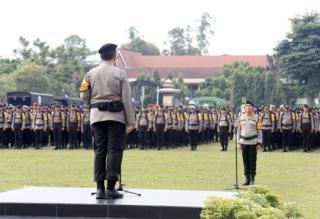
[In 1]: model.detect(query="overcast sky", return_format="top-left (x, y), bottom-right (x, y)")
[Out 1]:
top-left (0, 0), bottom-right (319, 58)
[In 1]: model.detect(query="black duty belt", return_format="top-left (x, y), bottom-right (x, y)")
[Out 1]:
top-left (263, 124), bottom-right (272, 127)
top-left (240, 135), bottom-right (258, 140)
top-left (91, 101), bottom-right (124, 112)
top-left (282, 124), bottom-right (292, 127)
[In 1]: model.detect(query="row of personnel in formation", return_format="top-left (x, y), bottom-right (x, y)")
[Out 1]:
top-left (0, 103), bottom-right (91, 149)
top-left (129, 103), bottom-right (320, 152)
top-left (0, 102), bottom-right (319, 152)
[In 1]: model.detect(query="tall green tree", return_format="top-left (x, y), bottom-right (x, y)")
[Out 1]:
top-left (13, 36), bottom-right (33, 60)
top-left (185, 25), bottom-right (201, 55)
top-left (152, 70), bottom-right (161, 84)
top-left (121, 26), bottom-right (160, 55)
top-left (167, 27), bottom-right (188, 55)
top-left (10, 62), bottom-right (52, 93)
top-left (176, 73), bottom-right (188, 104)
top-left (196, 12), bottom-right (214, 55)
top-left (230, 73), bottom-right (246, 110)
top-left (275, 12), bottom-right (320, 102)
top-left (0, 58), bottom-right (17, 75)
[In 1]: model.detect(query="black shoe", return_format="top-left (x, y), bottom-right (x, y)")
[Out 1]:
top-left (242, 176), bottom-right (250, 186)
top-left (95, 188), bottom-right (105, 199)
top-left (250, 176), bottom-right (255, 185)
top-left (105, 189), bottom-right (123, 199)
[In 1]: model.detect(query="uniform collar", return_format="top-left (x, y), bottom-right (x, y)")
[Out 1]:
top-left (102, 60), bottom-right (115, 66)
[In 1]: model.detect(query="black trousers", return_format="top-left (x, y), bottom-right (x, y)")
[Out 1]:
top-left (205, 128), bottom-right (211, 143)
top-left (230, 125), bottom-right (234, 140)
top-left (43, 130), bottom-right (49, 146)
top-left (62, 130), bottom-right (68, 148)
top-left (83, 124), bottom-right (92, 149)
top-left (282, 129), bottom-right (292, 151)
top-left (189, 130), bottom-right (198, 149)
top-left (35, 129), bottom-right (44, 148)
top-left (212, 128), bottom-right (217, 143)
top-left (14, 125), bottom-right (23, 148)
top-left (219, 126), bottom-right (229, 150)
top-left (92, 121), bottom-right (125, 182)
top-left (148, 129), bottom-right (156, 148)
top-left (301, 123), bottom-right (311, 152)
top-left (0, 128), bottom-right (3, 148)
top-left (155, 124), bottom-right (165, 149)
top-left (165, 129), bottom-right (173, 147)
top-left (53, 123), bottom-right (63, 148)
top-left (262, 129), bottom-right (272, 151)
top-left (22, 128), bottom-right (31, 147)
top-left (4, 128), bottom-right (14, 148)
top-left (241, 144), bottom-right (257, 177)
top-left (138, 126), bottom-right (148, 149)
top-left (69, 123), bottom-right (78, 148)
top-left (30, 130), bottom-right (35, 147)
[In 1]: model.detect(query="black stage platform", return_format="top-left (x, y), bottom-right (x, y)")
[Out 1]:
top-left (0, 187), bottom-right (235, 219)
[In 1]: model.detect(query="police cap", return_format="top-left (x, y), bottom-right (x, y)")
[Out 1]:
top-left (98, 43), bottom-right (117, 55)
top-left (245, 100), bottom-right (254, 107)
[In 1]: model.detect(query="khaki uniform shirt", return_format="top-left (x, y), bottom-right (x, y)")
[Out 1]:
top-left (80, 61), bottom-right (135, 126)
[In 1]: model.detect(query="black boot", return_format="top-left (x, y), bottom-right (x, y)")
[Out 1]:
top-left (105, 189), bottom-right (123, 199)
top-left (105, 180), bottom-right (123, 199)
top-left (250, 175), bottom-right (255, 185)
top-left (96, 181), bottom-right (105, 199)
top-left (242, 175), bottom-right (250, 186)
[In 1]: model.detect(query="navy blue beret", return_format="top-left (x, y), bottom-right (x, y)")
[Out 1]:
top-left (98, 43), bottom-right (117, 54)
top-left (245, 100), bottom-right (254, 107)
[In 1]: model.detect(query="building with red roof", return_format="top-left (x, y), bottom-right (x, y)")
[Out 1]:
top-left (116, 49), bottom-right (269, 91)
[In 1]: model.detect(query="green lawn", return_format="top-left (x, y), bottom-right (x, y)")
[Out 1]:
top-left (0, 143), bottom-right (319, 218)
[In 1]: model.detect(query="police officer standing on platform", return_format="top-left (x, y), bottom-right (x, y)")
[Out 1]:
top-left (237, 100), bottom-right (262, 185)
top-left (80, 43), bottom-right (135, 199)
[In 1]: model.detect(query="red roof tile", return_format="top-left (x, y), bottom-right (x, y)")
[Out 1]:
top-left (117, 50), bottom-right (268, 79)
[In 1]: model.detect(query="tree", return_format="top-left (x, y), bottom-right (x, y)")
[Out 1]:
top-left (121, 26), bottom-right (160, 55)
top-left (49, 35), bottom-right (94, 97)
top-left (32, 38), bottom-right (51, 66)
top-left (198, 61), bottom-right (286, 109)
top-left (167, 27), bottom-right (187, 55)
top-left (0, 58), bottom-right (17, 75)
top-left (176, 73), bottom-right (188, 104)
top-left (152, 70), bottom-right (161, 84)
top-left (275, 12), bottom-right (320, 102)
top-left (230, 72), bottom-right (246, 110)
top-left (10, 62), bottom-right (52, 93)
top-left (166, 72), bottom-right (174, 80)
top-left (185, 25), bottom-right (201, 55)
top-left (13, 36), bottom-right (33, 60)
top-left (196, 12), bottom-right (214, 55)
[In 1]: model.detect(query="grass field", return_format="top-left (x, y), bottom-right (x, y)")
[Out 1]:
top-left (0, 142), bottom-right (319, 218)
